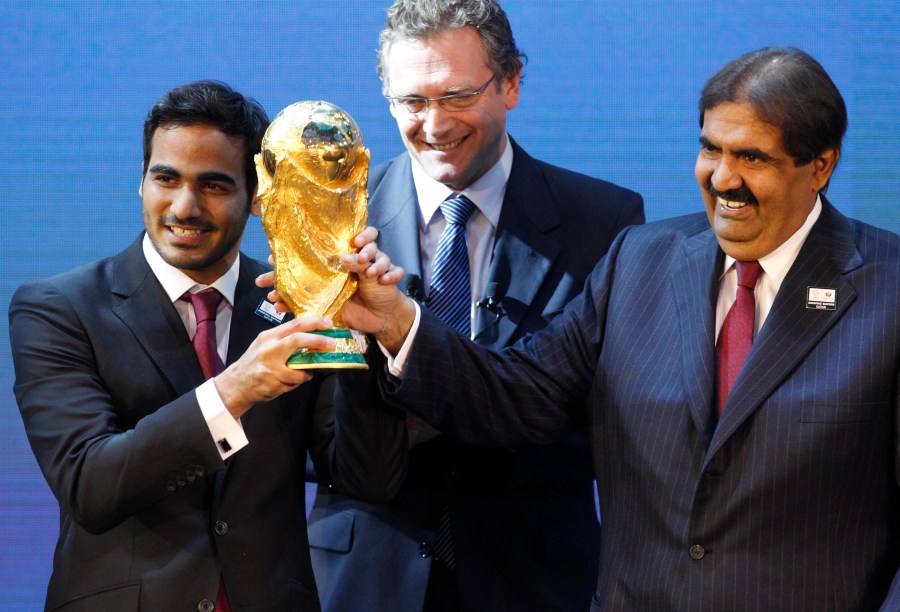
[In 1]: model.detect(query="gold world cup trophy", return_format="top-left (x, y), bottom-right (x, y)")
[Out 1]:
top-left (255, 100), bottom-right (369, 369)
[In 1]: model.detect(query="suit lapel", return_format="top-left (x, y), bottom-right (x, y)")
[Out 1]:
top-left (474, 142), bottom-right (561, 347)
top-left (227, 258), bottom-right (275, 365)
top-left (367, 156), bottom-right (424, 278)
top-left (111, 237), bottom-right (203, 396)
top-left (216, 257), bottom-right (279, 494)
top-left (707, 201), bottom-right (863, 457)
top-left (371, 145), bottom-right (563, 348)
top-left (672, 227), bottom-right (723, 447)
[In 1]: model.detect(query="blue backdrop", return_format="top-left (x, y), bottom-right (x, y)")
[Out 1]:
top-left (1, 1), bottom-right (897, 607)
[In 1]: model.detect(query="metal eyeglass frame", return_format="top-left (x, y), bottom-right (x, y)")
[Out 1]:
top-left (386, 76), bottom-right (495, 116)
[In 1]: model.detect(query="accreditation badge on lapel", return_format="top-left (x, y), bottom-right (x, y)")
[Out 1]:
top-left (255, 299), bottom-right (287, 325)
top-left (806, 287), bottom-right (836, 310)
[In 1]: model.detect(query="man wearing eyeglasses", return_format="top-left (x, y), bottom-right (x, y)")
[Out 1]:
top-left (305, 1), bottom-right (644, 610)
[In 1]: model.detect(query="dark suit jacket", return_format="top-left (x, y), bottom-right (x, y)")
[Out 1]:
top-left (10, 236), bottom-right (336, 611)
top-left (308, 140), bottom-right (644, 611)
top-left (383, 199), bottom-right (900, 611)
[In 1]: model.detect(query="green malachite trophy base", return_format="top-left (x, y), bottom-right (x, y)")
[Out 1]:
top-left (286, 328), bottom-right (368, 370)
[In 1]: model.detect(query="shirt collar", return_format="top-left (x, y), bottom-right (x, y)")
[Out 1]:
top-left (411, 133), bottom-right (513, 229)
top-left (142, 233), bottom-right (239, 306)
top-left (721, 195), bottom-right (823, 287)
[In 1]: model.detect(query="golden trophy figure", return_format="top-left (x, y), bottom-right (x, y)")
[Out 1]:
top-left (255, 100), bottom-right (369, 369)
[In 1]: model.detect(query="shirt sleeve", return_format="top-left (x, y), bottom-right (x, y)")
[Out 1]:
top-left (196, 379), bottom-right (248, 459)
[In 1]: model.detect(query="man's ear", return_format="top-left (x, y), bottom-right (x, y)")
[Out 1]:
top-left (251, 194), bottom-right (262, 217)
top-left (503, 71), bottom-right (521, 111)
top-left (811, 147), bottom-right (840, 192)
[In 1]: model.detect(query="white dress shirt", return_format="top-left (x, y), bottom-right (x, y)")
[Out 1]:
top-left (411, 133), bottom-right (513, 337)
top-left (142, 234), bottom-right (248, 459)
top-left (397, 135), bottom-right (514, 444)
top-left (715, 196), bottom-right (822, 340)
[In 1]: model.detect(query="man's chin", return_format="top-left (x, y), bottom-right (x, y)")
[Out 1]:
top-left (418, 160), bottom-right (467, 188)
top-left (158, 248), bottom-right (214, 271)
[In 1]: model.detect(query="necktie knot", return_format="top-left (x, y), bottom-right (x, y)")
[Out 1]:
top-left (430, 195), bottom-right (477, 335)
top-left (182, 289), bottom-right (223, 323)
top-left (440, 195), bottom-right (477, 227)
top-left (180, 289), bottom-right (225, 380)
top-left (716, 260), bottom-right (761, 418)
top-left (735, 260), bottom-right (762, 290)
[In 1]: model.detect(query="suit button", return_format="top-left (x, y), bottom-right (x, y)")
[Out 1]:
top-left (198, 599), bottom-right (215, 612)
top-left (176, 474), bottom-right (186, 487)
top-left (165, 480), bottom-right (177, 492)
top-left (185, 471), bottom-right (196, 483)
top-left (689, 544), bottom-right (706, 560)
top-left (195, 465), bottom-right (206, 477)
top-left (215, 521), bottom-right (229, 535)
top-left (418, 542), bottom-right (432, 558)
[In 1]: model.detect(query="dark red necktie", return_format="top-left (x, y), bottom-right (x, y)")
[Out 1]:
top-left (180, 290), bottom-right (225, 380)
top-left (716, 260), bottom-right (762, 417)
top-left (180, 290), bottom-right (229, 611)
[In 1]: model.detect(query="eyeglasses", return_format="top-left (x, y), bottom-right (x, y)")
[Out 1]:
top-left (386, 76), bottom-right (495, 116)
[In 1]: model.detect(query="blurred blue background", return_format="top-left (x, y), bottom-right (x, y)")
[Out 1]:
top-left (1, 1), bottom-right (897, 607)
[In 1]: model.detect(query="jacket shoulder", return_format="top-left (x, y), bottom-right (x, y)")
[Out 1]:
top-left (531, 156), bottom-right (641, 203)
top-left (367, 154), bottom-right (406, 193)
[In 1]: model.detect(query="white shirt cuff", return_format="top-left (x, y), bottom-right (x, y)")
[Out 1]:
top-left (378, 300), bottom-right (422, 378)
top-left (196, 378), bottom-right (248, 459)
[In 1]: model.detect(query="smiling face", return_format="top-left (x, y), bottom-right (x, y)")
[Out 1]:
top-left (141, 123), bottom-right (256, 285)
top-left (695, 102), bottom-right (838, 261)
top-left (386, 26), bottom-right (520, 190)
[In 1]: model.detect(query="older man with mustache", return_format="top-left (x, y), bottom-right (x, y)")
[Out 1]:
top-left (336, 46), bottom-right (900, 610)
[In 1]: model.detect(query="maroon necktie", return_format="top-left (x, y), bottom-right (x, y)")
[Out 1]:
top-left (180, 290), bottom-right (225, 380)
top-left (180, 290), bottom-right (230, 610)
top-left (716, 260), bottom-right (762, 417)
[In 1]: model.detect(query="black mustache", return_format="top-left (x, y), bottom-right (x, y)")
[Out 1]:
top-left (159, 215), bottom-right (216, 231)
top-left (705, 181), bottom-right (758, 206)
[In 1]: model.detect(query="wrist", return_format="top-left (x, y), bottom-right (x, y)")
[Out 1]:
top-left (212, 373), bottom-right (250, 419)
top-left (375, 296), bottom-right (416, 355)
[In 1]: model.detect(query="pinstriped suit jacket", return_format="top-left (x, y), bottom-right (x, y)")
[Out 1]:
top-left (385, 199), bottom-right (900, 611)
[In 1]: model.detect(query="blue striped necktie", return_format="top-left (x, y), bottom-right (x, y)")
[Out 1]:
top-left (429, 195), bottom-right (477, 336)
top-left (428, 194), bottom-right (477, 570)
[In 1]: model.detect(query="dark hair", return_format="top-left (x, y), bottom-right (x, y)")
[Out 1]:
top-left (699, 47), bottom-right (846, 166)
top-left (142, 80), bottom-right (269, 196)
top-left (376, 0), bottom-right (527, 95)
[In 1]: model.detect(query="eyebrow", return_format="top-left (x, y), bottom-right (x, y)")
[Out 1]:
top-left (394, 81), bottom-right (484, 98)
top-left (698, 137), bottom-right (777, 162)
top-left (443, 82), bottom-right (480, 95)
top-left (147, 163), bottom-right (181, 176)
top-left (147, 164), bottom-right (237, 186)
top-left (197, 172), bottom-right (238, 186)
top-left (733, 147), bottom-right (777, 163)
top-left (698, 136), bottom-right (720, 151)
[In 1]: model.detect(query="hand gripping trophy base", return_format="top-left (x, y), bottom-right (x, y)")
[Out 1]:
top-left (286, 329), bottom-right (367, 369)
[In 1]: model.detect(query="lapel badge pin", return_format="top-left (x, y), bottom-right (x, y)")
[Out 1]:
top-left (806, 287), bottom-right (836, 311)
top-left (255, 299), bottom-right (287, 324)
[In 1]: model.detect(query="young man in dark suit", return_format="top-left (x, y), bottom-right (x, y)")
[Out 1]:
top-left (9, 81), bottom-right (390, 611)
